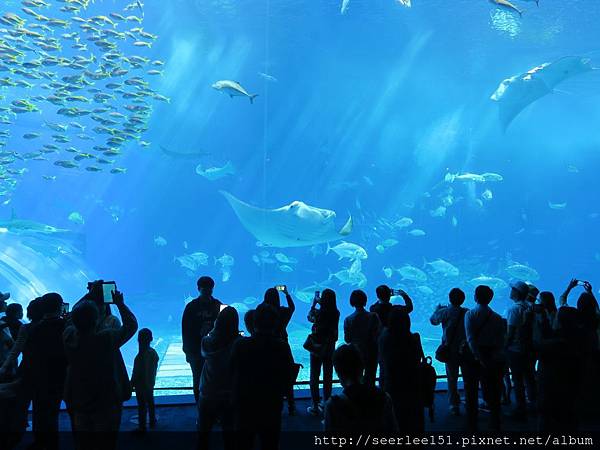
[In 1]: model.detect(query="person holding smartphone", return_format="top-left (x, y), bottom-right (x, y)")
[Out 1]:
top-left (63, 289), bottom-right (138, 450)
top-left (261, 285), bottom-right (297, 414)
top-left (370, 285), bottom-right (414, 328)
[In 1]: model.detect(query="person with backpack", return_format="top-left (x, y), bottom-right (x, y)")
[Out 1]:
top-left (463, 285), bottom-right (506, 432)
top-left (506, 281), bottom-right (535, 421)
top-left (430, 288), bottom-right (468, 416)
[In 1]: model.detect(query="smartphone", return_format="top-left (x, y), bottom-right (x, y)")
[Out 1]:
top-left (577, 280), bottom-right (587, 286)
top-left (61, 303), bottom-right (70, 315)
top-left (314, 291), bottom-right (321, 302)
top-left (275, 285), bottom-right (286, 292)
top-left (219, 303), bottom-right (228, 312)
top-left (102, 281), bottom-right (117, 303)
top-left (391, 289), bottom-right (403, 296)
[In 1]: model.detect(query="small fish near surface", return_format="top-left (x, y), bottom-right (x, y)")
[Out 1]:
top-left (195, 161), bottom-right (235, 181)
top-left (212, 80), bottom-right (258, 104)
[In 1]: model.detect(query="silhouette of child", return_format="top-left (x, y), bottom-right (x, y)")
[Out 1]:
top-left (131, 328), bottom-right (159, 431)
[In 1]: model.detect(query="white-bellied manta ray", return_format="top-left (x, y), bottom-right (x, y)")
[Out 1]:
top-left (491, 56), bottom-right (597, 130)
top-left (220, 191), bottom-right (353, 248)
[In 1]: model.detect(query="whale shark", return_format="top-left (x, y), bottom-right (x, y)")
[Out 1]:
top-left (221, 191), bottom-right (353, 248)
top-left (491, 56), bottom-right (596, 130)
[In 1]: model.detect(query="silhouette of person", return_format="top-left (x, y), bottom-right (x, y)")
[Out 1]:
top-left (324, 344), bottom-right (397, 432)
top-left (182, 276), bottom-right (222, 403)
top-left (370, 285), bottom-right (413, 328)
top-left (1, 303), bottom-right (23, 341)
top-left (131, 328), bottom-right (159, 432)
top-left (64, 290), bottom-right (138, 450)
top-left (344, 290), bottom-right (381, 387)
top-left (261, 286), bottom-right (297, 414)
top-left (306, 288), bottom-right (340, 416)
top-left (537, 306), bottom-right (584, 431)
top-left (430, 287), bottom-right (468, 416)
top-left (230, 304), bottom-right (294, 450)
top-left (197, 306), bottom-right (241, 450)
top-left (463, 285), bottom-right (505, 431)
top-left (379, 307), bottom-right (425, 432)
top-left (506, 280), bottom-right (536, 420)
top-left (0, 298), bottom-right (45, 450)
top-left (25, 293), bottom-right (68, 450)
top-left (261, 287), bottom-right (295, 341)
top-left (0, 294), bottom-right (13, 382)
top-left (561, 279), bottom-right (600, 418)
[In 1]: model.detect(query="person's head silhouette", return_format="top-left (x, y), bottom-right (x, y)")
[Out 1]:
top-left (41, 292), bottom-right (64, 317)
top-left (539, 291), bottom-right (557, 314)
top-left (449, 288), bottom-right (465, 306)
top-left (138, 328), bottom-right (153, 348)
top-left (197, 276), bottom-right (215, 298)
top-left (263, 287), bottom-right (281, 308)
top-left (320, 288), bottom-right (337, 311)
top-left (349, 290), bottom-right (367, 309)
top-left (5, 303), bottom-right (23, 321)
top-left (333, 344), bottom-right (364, 388)
top-left (475, 285), bottom-right (494, 305)
top-left (26, 298), bottom-right (44, 323)
top-left (253, 304), bottom-right (278, 335)
top-left (509, 281), bottom-right (528, 302)
top-left (72, 300), bottom-right (99, 335)
top-left (212, 306), bottom-right (239, 342)
top-left (376, 285), bottom-right (392, 303)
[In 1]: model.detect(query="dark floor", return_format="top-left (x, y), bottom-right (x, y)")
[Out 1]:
top-left (13, 388), bottom-right (600, 450)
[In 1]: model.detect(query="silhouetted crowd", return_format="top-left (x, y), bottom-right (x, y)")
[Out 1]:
top-left (1, 276), bottom-right (599, 450)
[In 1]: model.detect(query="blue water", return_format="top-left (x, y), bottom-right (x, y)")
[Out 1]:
top-left (2, 0), bottom-right (600, 386)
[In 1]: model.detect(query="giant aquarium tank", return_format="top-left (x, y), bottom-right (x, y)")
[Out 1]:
top-left (1, 0), bottom-right (599, 393)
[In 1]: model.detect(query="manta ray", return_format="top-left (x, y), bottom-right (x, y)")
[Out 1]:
top-left (221, 191), bottom-right (353, 248)
top-left (491, 56), bottom-right (596, 130)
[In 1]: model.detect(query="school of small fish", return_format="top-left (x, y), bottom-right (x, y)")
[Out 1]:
top-left (0, 0), bottom-right (167, 203)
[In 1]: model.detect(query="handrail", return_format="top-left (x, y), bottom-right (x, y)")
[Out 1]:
top-left (149, 372), bottom-right (456, 391)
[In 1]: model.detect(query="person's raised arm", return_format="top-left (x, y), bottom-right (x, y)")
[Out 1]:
top-left (110, 290), bottom-right (138, 348)
top-left (398, 289), bottom-right (414, 314)
top-left (283, 286), bottom-right (295, 315)
top-left (560, 278), bottom-right (579, 307)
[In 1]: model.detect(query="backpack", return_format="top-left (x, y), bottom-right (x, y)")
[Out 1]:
top-left (419, 356), bottom-right (437, 422)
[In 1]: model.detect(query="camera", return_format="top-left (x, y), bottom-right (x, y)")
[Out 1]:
top-left (275, 285), bottom-right (286, 292)
top-left (391, 289), bottom-right (404, 296)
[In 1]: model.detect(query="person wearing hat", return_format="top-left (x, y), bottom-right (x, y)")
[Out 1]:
top-left (506, 280), bottom-right (535, 420)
